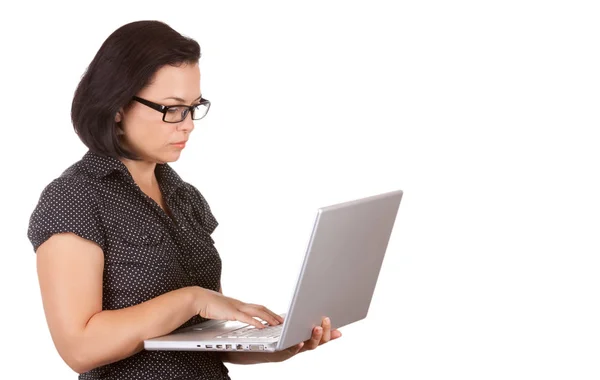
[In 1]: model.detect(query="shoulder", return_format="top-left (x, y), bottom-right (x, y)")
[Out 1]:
top-left (32, 155), bottom-right (107, 227)
top-left (60, 156), bottom-right (104, 184)
top-left (29, 161), bottom-right (106, 253)
top-left (40, 161), bottom-right (101, 203)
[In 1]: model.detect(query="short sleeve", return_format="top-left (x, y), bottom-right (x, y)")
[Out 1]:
top-left (187, 184), bottom-right (219, 235)
top-left (27, 178), bottom-right (106, 252)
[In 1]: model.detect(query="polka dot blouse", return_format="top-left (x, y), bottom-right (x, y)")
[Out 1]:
top-left (28, 151), bottom-right (231, 380)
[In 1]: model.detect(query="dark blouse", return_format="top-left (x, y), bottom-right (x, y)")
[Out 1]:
top-left (28, 151), bottom-right (230, 380)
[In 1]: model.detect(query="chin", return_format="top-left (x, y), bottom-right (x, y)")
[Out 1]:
top-left (159, 151), bottom-right (183, 164)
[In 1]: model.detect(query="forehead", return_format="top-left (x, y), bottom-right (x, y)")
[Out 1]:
top-left (142, 62), bottom-right (201, 99)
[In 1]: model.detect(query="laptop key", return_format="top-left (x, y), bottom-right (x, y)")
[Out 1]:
top-left (217, 324), bottom-right (282, 339)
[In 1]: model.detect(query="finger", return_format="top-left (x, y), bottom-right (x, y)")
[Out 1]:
top-left (305, 326), bottom-right (323, 350)
top-left (321, 317), bottom-right (331, 343)
top-left (265, 307), bottom-right (284, 324)
top-left (240, 305), bottom-right (281, 326)
top-left (248, 304), bottom-right (284, 324)
top-left (293, 342), bottom-right (305, 355)
top-left (234, 311), bottom-right (265, 329)
top-left (331, 329), bottom-right (342, 340)
top-left (292, 342), bottom-right (304, 355)
top-left (281, 342), bottom-right (305, 359)
top-left (255, 305), bottom-right (284, 325)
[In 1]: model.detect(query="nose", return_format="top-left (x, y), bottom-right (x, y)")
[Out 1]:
top-left (177, 111), bottom-right (195, 133)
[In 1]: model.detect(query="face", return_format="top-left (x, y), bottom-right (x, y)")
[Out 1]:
top-left (117, 62), bottom-right (201, 164)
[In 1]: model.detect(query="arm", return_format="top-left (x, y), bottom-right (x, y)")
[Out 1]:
top-left (37, 232), bottom-right (204, 373)
top-left (37, 233), bottom-right (277, 374)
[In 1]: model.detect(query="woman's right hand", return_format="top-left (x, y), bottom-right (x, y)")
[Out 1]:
top-left (194, 288), bottom-right (283, 329)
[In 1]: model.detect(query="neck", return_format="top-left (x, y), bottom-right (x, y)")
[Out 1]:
top-left (119, 157), bottom-right (159, 189)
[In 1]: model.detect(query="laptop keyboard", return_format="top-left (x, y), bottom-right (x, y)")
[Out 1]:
top-left (217, 324), bottom-right (283, 339)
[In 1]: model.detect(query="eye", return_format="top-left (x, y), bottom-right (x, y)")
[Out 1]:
top-left (166, 107), bottom-right (181, 114)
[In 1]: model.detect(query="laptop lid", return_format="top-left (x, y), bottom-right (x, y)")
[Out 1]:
top-left (276, 189), bottom-right (403, 350)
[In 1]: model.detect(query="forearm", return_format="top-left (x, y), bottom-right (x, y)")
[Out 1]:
top-left (64, 286), bottom-right (205, 373)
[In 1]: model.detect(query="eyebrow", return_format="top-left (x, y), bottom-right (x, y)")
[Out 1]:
top-left (162, 95), bottom-right (203, 103)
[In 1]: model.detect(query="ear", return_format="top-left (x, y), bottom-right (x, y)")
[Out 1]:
top-left (115, 109), bottom-right (125, 136)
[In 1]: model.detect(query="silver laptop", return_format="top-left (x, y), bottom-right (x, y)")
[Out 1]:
top-left (144, 189), bottom-right (403, 352)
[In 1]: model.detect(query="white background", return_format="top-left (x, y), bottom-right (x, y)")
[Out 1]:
top-left (1, 1), bottom-right (599, 379)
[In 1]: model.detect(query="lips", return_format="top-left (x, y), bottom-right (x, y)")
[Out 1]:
top-left (171, 141), bottom-right (187, 149)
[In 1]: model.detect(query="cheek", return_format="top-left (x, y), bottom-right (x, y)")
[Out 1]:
top-left (124, 115), bottom-right (172, 147)
top-left (134, 124), bottom-right (171, 146)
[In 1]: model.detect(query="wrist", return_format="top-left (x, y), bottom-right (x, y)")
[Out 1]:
top-left (189, 286), bottom-right (207, 316)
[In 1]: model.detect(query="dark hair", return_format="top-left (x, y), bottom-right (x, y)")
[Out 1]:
top-left (71, 20), bottom-right (201, 159)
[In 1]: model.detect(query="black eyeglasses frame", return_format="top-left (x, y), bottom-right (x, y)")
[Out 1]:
top-left (132, 96), bottom-right (211, 123)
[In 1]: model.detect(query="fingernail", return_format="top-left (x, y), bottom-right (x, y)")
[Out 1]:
top-left (325, 317), bottom-right (330, 324)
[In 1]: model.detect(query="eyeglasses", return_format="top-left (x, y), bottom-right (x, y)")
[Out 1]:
top-left (132, 96), bottom-right (211, 123)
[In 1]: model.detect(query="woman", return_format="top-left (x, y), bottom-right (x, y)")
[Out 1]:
top-left (28, 20), bottom-right (340, 380)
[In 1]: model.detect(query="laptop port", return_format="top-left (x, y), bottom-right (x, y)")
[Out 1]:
top-left (216, 345), bottom-right (223, 349)
top-left (236, 344), bottom-right (244, 350)
top-left (226, 344), bottom-right (232, 349)
top-left (249, 344), bottom-right (264, 351)
top-left (205, 345), bottom-right (213, 349)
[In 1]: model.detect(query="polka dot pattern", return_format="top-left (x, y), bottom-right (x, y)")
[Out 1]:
top-left (28, 151), bottom-right (230, 380)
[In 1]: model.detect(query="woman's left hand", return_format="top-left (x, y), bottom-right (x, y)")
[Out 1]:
top-left (269, 316), bottom-right (342, 362)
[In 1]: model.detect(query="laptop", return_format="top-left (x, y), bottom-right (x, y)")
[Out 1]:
top-left (144, 189), bottom-right (403, 352)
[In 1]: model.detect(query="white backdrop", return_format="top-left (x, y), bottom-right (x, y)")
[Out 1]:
top-left (1, 1), bottom-right (599, 379)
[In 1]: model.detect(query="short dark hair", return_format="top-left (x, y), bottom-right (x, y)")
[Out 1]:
top-left (71, 20), bottom-right (201, 159)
